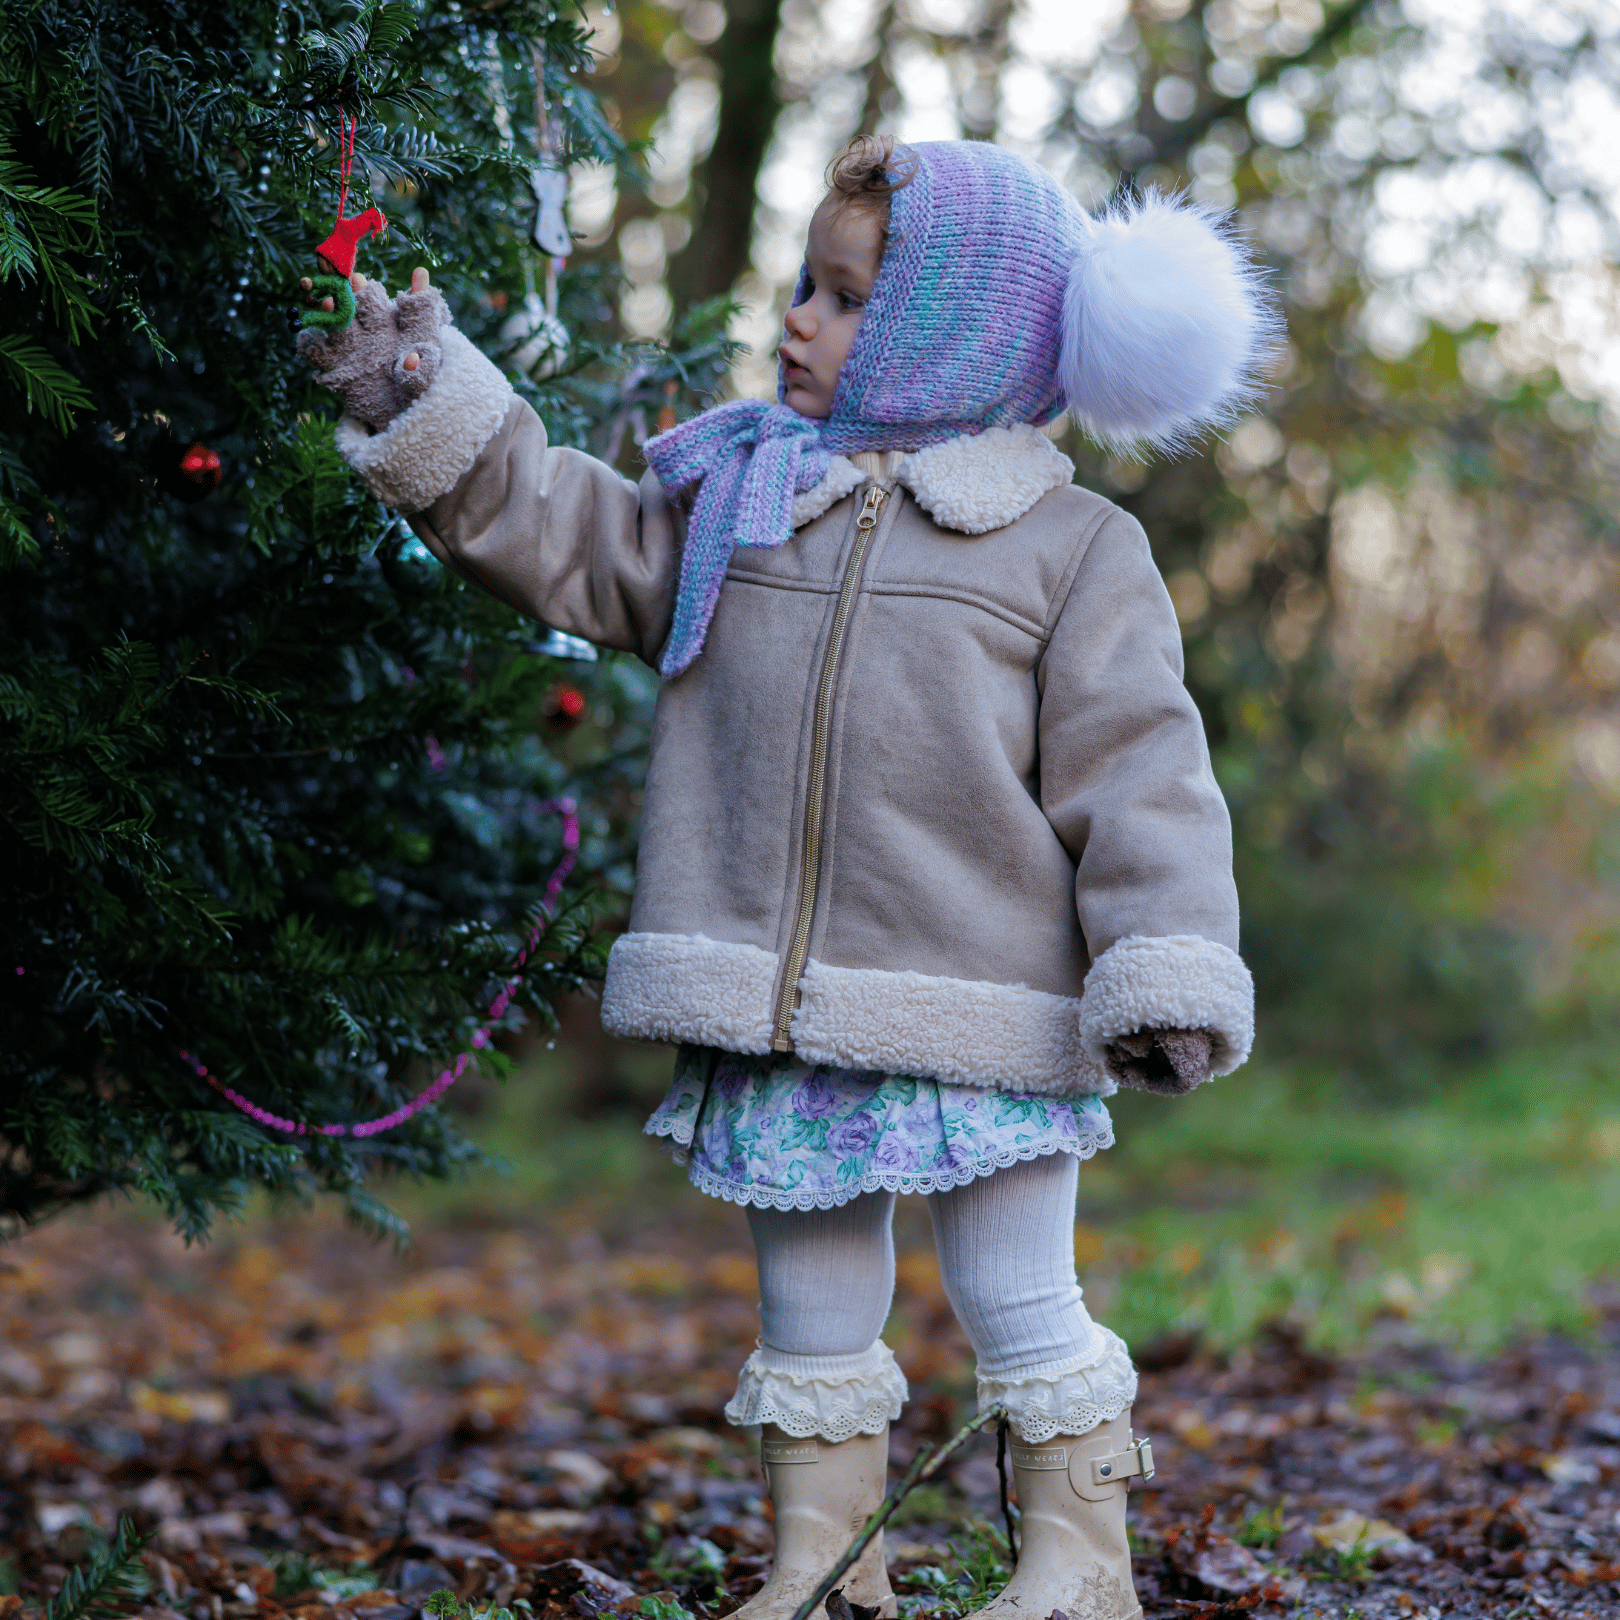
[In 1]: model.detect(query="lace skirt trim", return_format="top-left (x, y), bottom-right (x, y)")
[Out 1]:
top-left (644, 1045), bottom-right (1114, 1211)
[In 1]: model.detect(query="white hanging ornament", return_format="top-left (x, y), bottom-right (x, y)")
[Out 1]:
top-left (496, 51), bottom-right (573, 380)
top-left (500, 290), bottom-right (570, 378)
top-left (530, 163), bottom-right (572, 257)
top-left (499, 170), bottom-right (571, 378)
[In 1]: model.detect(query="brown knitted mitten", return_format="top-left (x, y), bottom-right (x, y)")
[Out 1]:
top-left (1105, 1027), bottom-right (1215, 1095)
top-left (297, 277), bottom-right (451, 430)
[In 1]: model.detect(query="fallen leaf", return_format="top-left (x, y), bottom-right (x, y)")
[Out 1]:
top-left (1543, 1454), bottom-right (1601, 1485)
top-left (1187, 1537), bottom-right (1273, 1595)
top-left (706, 1256), bottom-right (758, 1295)
top-left (527, 1560), bottom-right (638, 1610)
top-left (546, 1448), bottom-right (613, 1503)
top-left (132, 1385), bottom-right (232, 1424)
top-left (1312, 1512), bottom-right (1421, 1561)
top-left (822, 1590), bottom-right (880, 1620)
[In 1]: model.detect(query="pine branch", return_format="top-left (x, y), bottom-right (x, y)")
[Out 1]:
top-left (0, 496), bottom-right (40, 567)
top-left (0, 334), bottom-right (92, 431)
top-left (0, 130), bottom-right (101, 338)
top-left (45, 1515), bottom-right (153, 1620)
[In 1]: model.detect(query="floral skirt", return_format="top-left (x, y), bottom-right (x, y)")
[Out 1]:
top-left (644, 1044), bottom-right (1114, 1212)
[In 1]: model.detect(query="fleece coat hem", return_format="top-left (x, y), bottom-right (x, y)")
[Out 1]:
top-left (602, 931), bottom-right (1125, 1097)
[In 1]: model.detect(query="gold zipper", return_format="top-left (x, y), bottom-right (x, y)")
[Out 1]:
top-left (772, 482), bottom-right (890, 1052)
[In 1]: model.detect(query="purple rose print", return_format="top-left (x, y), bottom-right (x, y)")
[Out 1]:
top-left (871, 1133), bottom-right (919, 1173)
top-left (713, 1063), bottom-right (748, 1101)
top-left (791, 1072), bottom-right (843, 1119)
top-left (826, 1110), bottom-right (881, 1158)
top-left (700, 1114), bottom-right (733, 1163)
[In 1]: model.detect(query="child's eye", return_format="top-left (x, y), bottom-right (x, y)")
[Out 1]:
top-left (838, 290), bottom-right (866, 312)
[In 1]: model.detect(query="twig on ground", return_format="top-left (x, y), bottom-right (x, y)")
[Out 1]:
top-left (995, 1417), bottom-right (1019, 1567)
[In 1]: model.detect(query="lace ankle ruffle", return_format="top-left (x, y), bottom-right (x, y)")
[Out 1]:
top-left (724, 1339), bottom-right (907, 1441)
top-left (977, 1325), bottom-right (1137, 1443)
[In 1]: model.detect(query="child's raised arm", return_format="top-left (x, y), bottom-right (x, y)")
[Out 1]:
top-left (300, 271), bottom-right (682, 669)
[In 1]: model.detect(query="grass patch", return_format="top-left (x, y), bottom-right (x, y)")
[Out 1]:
top-left (896, 1522), bottom-right (1012, 1619)
top-left (1081, 1044), bottom-right (1620, 1350)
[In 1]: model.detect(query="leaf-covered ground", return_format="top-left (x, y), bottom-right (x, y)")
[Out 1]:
top-left (2, 1203), bottom-right (1618, 1620)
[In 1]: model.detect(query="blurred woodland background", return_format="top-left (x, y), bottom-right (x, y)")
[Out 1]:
top-left (567, 0), bottom-right (1620, 1082)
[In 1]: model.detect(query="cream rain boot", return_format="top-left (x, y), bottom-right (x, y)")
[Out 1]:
top-left (731, 1425), bottom-right (897, 1620)
top-left (964, 1413), bottom-right (1151, 1620)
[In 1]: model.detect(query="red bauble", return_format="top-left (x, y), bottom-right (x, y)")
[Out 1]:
top-left (179, 443), bottom-right (223, 487)
top-left (547, 686), bottom-right (587, 725)
top-left (158, 439), bottom-right (224, 503)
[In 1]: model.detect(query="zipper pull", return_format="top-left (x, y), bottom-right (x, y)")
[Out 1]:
top-left (856, 485), bottom-right (888, 530)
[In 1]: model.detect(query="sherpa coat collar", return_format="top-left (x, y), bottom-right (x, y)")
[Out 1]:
top-left (789, 424), bottom-right (1076, 536)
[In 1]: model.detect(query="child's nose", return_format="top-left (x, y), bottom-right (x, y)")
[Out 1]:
top-left (783, 303), bottom-right (817, 341)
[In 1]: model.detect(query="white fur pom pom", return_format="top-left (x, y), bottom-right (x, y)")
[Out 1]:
top-left (1060, 191), bottom-right (1282, 454)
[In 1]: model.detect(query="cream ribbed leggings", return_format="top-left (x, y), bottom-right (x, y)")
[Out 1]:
top-left (746, 1151), bottom-right (1095, 1380)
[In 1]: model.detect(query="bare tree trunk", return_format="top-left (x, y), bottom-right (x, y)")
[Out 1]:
top-left (857, 5), bottom-right (897, 135)
top-left (667, 0), bottom-right (786, 313)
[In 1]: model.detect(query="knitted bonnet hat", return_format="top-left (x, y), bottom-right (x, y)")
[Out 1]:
top-left (644, 139), bottom-right (1278, 676)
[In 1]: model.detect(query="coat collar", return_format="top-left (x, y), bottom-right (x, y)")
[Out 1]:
top-left (789, 423), bottom-right (1075, 536)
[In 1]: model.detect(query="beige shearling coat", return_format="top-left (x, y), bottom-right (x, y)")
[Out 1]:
top-left (336, 328), bottom-right (1255, 1098)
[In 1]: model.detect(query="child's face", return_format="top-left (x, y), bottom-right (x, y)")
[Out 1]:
top-left (778, 195), bottom-right (883, 419)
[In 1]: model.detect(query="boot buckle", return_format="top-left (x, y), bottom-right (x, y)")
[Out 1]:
top-left (1090, 1435), bottom-right (1154, 1485)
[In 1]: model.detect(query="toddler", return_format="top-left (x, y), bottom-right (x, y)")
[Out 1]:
top-left (301, 136), bottom-right (1277, 1620)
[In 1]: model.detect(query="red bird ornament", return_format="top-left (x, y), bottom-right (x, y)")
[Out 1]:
top-left (317, 206), bottom-right (387, 282)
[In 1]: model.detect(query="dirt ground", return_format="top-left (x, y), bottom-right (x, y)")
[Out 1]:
top-left (2, 1201), bottom-right (1618, 1620)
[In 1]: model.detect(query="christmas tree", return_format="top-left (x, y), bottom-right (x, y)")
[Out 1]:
top-left (0, 0), bottom-right (732, 1241)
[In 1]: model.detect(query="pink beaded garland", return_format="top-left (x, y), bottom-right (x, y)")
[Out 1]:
top-left (184, 799), bottom-right (580, 1138)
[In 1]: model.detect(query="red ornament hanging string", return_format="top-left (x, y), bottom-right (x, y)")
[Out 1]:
top-left (183, 799), bottom-right (579, 1138)
top-left (301, 106), bottom-right (388, 331)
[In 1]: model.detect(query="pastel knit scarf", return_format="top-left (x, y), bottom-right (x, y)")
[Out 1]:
top-left (643, 400), bottom-right (830, 676)
top-left (644, 139), bottom-right (1091, 678)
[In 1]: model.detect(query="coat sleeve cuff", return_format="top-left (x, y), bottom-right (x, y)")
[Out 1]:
top-left (1078, 934), bottom-right (1255, 1076)
top-left (333, 327), bottom-right (515, 514)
